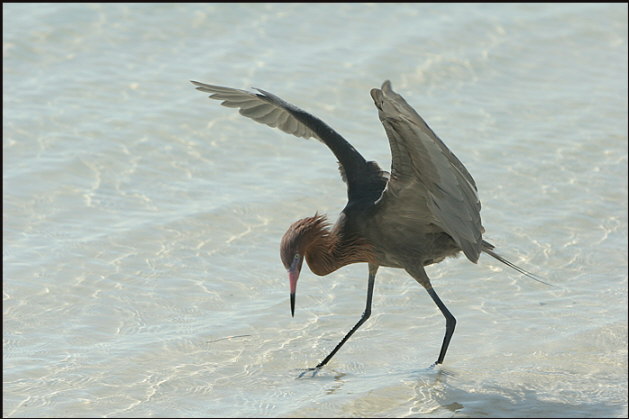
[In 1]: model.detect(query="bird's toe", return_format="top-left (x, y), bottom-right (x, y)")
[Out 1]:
top-left (297, 367), bottom-right (321, 379)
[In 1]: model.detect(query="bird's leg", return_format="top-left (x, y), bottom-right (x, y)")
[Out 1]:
top-left (426, 286), bottom-right (456, 365)
top-left (298, 264), bottom-right (379, 378)
top-left (407, 266), bottom-right (456, 365)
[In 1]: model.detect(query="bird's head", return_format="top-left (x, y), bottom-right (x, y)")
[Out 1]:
top-left (280, 214), bottom-right (329, 317)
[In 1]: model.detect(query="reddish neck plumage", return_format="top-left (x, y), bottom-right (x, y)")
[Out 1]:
top-left (284, 214), bottom-right (374, 276)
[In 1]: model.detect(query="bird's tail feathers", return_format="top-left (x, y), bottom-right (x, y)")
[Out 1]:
top-left (481, 240), bottom-right (552, 287)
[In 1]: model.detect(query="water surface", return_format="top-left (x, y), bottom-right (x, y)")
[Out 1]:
top-left (4, 3), bottom-right (627, 417)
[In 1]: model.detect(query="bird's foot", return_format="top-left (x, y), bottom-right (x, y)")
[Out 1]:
top-left (297, 366), bottom-right (322, 379)
top-left (427, 362), bottom-right (455, 377)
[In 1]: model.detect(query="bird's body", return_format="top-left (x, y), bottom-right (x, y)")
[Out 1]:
top-left (192, 80), bottom-right (543, 375)
top-left (297, 204), bottom-right (461, 274)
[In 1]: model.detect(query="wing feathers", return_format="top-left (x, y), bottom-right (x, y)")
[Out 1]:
top-left (372, 81), bottom-right (483, 262)
top-left (191, 81), bottom-right (318, 140)
top-left (193, 80), bottom-right (484, 260)
top-left (191, 81), bottom-right (379, 200)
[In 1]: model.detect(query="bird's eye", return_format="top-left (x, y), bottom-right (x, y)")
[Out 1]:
top-left (293, 254), bottom-right (300, 261)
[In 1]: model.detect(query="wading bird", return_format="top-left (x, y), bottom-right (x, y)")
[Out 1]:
top-left (192, 80), bottom-right (544, 376)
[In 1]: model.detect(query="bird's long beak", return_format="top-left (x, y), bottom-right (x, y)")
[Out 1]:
top-left (288, 258), bottom-right (301, 317)
top-left (288, 268), bottom-right (299, 317)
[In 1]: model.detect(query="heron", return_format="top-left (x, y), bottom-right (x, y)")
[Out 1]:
top-left (191, 80), bottom-right (545, 376)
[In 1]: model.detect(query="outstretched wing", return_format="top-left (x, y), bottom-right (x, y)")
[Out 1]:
top-left (370, 81), bottom-right (483, 262)
top-left (192, 82), bottom-right (318, 139)
top-left (191, 81), bottom-right (383, 201)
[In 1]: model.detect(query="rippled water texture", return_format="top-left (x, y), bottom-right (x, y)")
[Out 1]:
top-left (4, 3), bottom-right (628, 417)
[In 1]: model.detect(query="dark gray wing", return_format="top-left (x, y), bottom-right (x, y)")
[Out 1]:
top-left (370, 81), bottom-right (483, 262)
top-left (191, 81), bottom-right (377, 195)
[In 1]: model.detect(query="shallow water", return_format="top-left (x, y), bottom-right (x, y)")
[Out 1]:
top-left (4, 3), bottom-right (628, 417)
